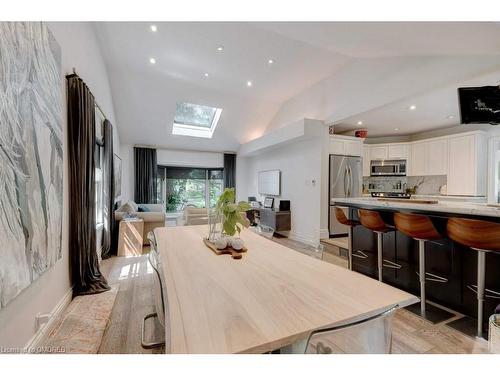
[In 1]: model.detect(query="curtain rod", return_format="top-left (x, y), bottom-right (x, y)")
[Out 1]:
top-left (68, 67), bottom-right (107, 121)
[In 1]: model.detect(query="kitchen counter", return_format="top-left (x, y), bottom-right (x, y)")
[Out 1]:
top-left (332, 199), bottom-right (500, 331)
top-left (334, 197), bottom-right (500, 219)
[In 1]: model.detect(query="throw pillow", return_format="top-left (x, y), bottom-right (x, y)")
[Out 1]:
top-left (138, 205), bottom-right (150, 212)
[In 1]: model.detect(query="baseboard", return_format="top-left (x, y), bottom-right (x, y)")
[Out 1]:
top-left (319, 229), bottom-right (329, 239)
top-left (288, 231), bottom-right (318, 247)
top-left (24, 287), bottom-right (73, 351)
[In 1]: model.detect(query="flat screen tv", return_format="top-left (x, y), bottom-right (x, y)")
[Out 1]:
top-left (258, 170), bottom-right (281, 196)
top-left (458, 86), bottom-right (500, 125)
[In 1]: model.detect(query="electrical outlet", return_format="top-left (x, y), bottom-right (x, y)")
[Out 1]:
top-left (35, 313), bottom-right (51, 331)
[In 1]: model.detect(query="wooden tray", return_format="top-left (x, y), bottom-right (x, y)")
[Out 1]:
top-left (377, 198), bottom-right (438, 204)
top-left (203, 238), bottom-right (248, 259)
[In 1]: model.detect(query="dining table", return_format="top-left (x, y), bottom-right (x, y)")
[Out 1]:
top-left (154, 225), bottom-right (418, 354)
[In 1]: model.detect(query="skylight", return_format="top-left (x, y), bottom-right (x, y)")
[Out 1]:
top-left (172, 102), bottom-right (222, 138)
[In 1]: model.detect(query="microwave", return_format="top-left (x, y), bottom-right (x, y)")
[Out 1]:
top-left (370, 160), bottom-right (406, 176)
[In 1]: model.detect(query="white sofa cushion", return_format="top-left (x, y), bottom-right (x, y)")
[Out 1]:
top-left (116, 201), bottom-right (138, 214)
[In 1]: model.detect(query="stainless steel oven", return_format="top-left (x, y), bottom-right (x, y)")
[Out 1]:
top-left (370, 160), bottom-right (406, 176)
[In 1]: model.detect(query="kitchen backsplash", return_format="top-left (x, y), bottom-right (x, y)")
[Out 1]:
top-left (363, 175), bottom-right (447, 195)
top-left (407, 175), bottom-right (447, 195)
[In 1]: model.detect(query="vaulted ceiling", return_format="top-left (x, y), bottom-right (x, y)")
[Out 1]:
top-left (94, 22), bottom-right (500, 151)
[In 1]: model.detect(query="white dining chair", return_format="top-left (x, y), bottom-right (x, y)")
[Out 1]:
top-left (303, 305), bottom-right (397, 354)
top-left (141, 233), bottom-right (167, 350)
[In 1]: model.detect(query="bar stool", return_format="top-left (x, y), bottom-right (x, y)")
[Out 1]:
top-left (358, 209), bottom-right (394, 282)
top-left (394, 212), bottom-right (453, 323)
top-left (447, 218), bottom-right (500, 338)
top-left (334, 207), bottom-right (360, 270)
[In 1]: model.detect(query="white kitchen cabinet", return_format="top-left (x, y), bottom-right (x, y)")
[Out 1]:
top-left (363, 146), bottom-right (371, 177)
top-left (329, 138), bottom-right (346, 155)
top-left (345, 140), bottom-right (363, 157)
top-left (329, 136), bottom-right (363, 157)
top-left (447, 132), bottom-right (487, 196)
top-left (388, 144), bottom-right (409, 160)
top-left (409, 142), bottom-right (426, 176)
top-left (370, 145), bottom-right (388, 160)
top-left (426, 138), bottom-right (448, 176)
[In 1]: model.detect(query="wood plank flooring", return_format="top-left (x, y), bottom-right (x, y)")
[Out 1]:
top-left (98, 252), bottom-right (164, 354)
top-left (96, 235), bottom-right (489, 354)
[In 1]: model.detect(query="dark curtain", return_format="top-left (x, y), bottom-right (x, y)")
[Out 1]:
top-left (67, 74), bottom-right (110, 296)
top-left (101, 120), bottom-right (115, 259)
top-left (223, 153), bottom-right (236, 189)
top-left (134, 147), bottom-right (158, 203)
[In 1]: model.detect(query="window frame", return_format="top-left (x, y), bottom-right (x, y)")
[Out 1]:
top-left (172, 102), bottom-right (222, 139)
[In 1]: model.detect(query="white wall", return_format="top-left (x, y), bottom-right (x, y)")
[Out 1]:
top-left (120, 145), bottom-right (224, 203)
top-left (0, 22), bottom-right (121, 348)
top-left (240, 137), bottom-right (323, 246)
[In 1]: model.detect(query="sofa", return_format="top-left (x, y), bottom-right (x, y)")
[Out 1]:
top-left (115, 201), bottom-right (166, 245)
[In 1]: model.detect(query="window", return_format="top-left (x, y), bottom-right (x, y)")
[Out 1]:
top-left (172, 102), bottom-right (222, 138)
top-left (157, 166), bottom-right (224, 212)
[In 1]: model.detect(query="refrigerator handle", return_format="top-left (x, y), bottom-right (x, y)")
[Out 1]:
top-left (343, 166), bottom-right (348, 196)
top-left (348, 165), bottom-right (353, 197)
top-left (347, 165), bottom-right (351, 197)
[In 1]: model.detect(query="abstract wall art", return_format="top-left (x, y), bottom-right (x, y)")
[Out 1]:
top-left (0, 22), bottom-right (63, 309)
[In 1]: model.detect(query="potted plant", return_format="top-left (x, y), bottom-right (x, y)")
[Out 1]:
top-left (209, 188), bottom-right (251, 249)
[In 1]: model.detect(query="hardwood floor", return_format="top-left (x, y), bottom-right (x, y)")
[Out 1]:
top-left (98, 252), bottom-right (164, 354)
top-left (95, 235), bottom-right (489, 354)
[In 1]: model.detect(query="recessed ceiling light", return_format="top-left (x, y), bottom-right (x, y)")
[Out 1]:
top-left (247, 81), bottom-right (253, 87)
top-left (217, 46), bottom-right (224, 51)
top-left (150, 24), bottom-right (158, 32)
top-left (204, 73), bottom-right (209, 77)
top-left (149, 57), bottom-right (156, 64)
top-left (447, 115), bottom-right (455, 119)
top-left (394, 128), bottom-right (400, 131)
top-left (268, 59), bottom-right (274, 64)
top-left (357, 121), bottom-right (363, 125)
top-left (409, 105), bottom-right (417, 111)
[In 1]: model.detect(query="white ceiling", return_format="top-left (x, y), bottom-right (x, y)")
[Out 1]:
top-left (334, 66), bottom-right (500, 137)
top-left (94, 22), bottom-right (500, 151)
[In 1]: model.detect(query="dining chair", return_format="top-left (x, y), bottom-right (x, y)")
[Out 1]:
top-left (303, 305), bottom-right (398, 354)
top-left (312, 243), bottom-right (325, 260)
top-left (252, 224), bottom-right (275, 239)
top-left (141, 240), bottom-right (167, 349)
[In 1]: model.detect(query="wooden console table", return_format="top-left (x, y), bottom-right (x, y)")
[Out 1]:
top-left (117, 218), bottom-right (144, 257)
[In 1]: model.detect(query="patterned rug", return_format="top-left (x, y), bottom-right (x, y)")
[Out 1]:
top-left (41, 287), bottom-right (118, 354)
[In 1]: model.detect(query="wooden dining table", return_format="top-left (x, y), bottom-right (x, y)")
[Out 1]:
top-left (155, 225), bottom-right (418, 354)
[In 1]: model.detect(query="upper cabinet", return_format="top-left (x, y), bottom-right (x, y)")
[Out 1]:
top-left (369, 143), bottom-right (408, 160)
top-left (388, 144), bottom-right (409, 160)
top-left (408, 138), bottom-right (447, 176)
top-left (363, 131), bottom-right (487, 196)
top-left (426, 138), bottom-right (448, 176)
top-left (329, 135), bottom-right (363, 157)
top-left (409, 142), bottom-right (426, 176)
top-left (363, 146), bottom-right (371, 177)
top-left (370, 145), bottom-right (388, 160)
top-left (447, 132), bottom-right (487, 196)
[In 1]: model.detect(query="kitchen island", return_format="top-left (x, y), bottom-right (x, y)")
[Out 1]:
top-left (333, 197), bottom-right (500, 336)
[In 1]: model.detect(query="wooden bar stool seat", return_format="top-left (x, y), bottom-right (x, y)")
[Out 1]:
top-left (334, 207), bottom-right (360, 270)
top-left (394, 212), bottom-right (454, 323)
top-left (447, 218), bottom-right (500, 338)
top-left (358, 209), bottom-right (394, 282)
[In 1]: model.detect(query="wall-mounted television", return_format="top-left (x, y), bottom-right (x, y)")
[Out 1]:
top-left (458, 86), bottom-right (500, 125)
top-left (258, 170), bottom-right (281, 196)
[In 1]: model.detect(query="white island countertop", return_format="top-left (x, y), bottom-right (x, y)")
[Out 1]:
top-left (334, 197), bottom-right (500, 219)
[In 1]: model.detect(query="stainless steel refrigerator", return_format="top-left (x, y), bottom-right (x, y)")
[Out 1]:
top-left (329, 155), bottom-right (362, 236)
